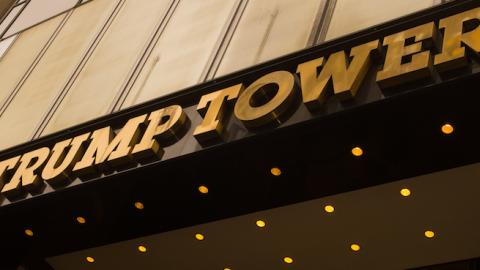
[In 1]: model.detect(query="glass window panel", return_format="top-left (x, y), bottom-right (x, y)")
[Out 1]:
top-left (0, 34), bottom-right (16, 59)
top-left (0, 15), bottom-right (64, 108)
top-left (215, 0), bottom-right (325, 77)
top-left (325, 0), bottom-right (438, 41)
top-left (0, 0), bottom-right (16, 22)
top-left (121, 0), bottom-right (239, 108)
top-left (0, 3), bottom-right (24, 36)
top-left (0, 0), bottom-right (120, 150)
top-left (4, 0), bottom-right (80, 38)
top-left (42, 0), bottom-right (174, 135)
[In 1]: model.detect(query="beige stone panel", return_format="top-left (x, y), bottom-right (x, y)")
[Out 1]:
top-left (326, 0), bottom-right (437, 41)
top-left (215, 0), bottom-right (324, 77)
top-left (122, 0), bottom-right (238, 107)
top-left (0, 0), bottom-right (120, 151)
top-left (0, 15), bottom-right (65, 108)
top-left (42, 0), bottom-right (173, 135)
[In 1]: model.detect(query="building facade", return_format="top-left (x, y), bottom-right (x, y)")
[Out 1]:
top-left (0, 0), bottom-right (479, 269)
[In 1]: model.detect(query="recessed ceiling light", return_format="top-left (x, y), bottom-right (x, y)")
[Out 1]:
top-left (400, 188), bottom-right (411, 197)
top-left (76, 216), bottom-right (86, 224)
top-left (441, 123), bottom-right (454, 135)
top-left (24, 229), bottom-right (33, 237)
top-left (138, 245), bottom-right (147, 253)
top-left (283, 257), bottom-right (294, 264)
top-left (350, 244), bottom-right (361, 252)
top-left (224, 268), bottom-right (232, 270)
top-left (324, 205), bottom-right (335, 213)
top-left (351, 147), bottom-right (363, 157)
top-left (134, 201), bottom-right (144, 210)
top-left (195, 233), bottom-right (205, 241)
top-left (86, 256), bottom-right (95, 263)
top-left (424, 230), bottom-right (435, 238)
top-left (270, 167), bottom-right (281, 176)
top-left (256, 220), bottom-right (266, 228)
top-left (198, 185), bottom-right (209, 194)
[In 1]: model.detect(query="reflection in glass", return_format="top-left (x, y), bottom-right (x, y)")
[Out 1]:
top-left (42, 0), bottom-right (174, 135)
top-left (0, 0), bottom-right (16, 23)
top-left (121, 0), bottom-right (239, 108)
top-left (0, 3), bottom-right (24, 36)
top-left (0, 0), bottom-right (120, 150)
top-left (325, 0), bottom-right (438, 40)
top-left (3, 0), bottom-right (79, 38)
top-left (0, 34), bottom-right (16, 59)
top-left (214, 0), bottom-right (326, 77)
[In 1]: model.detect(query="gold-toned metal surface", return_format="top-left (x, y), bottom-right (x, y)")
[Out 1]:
top-left (434, 7), bottom-right (480, 72)
top-left (73, 114), bottom-right (146, 175)
top-left (234, 71), bottom-right (297, 129)
top-left (41, 133), bottom-right (90, 186)
top-left (1, 147), bottom-right (50, 198)
top-left (132, 105), bottom-right (189, 160)
top-left (0, 156), bottom-right (20, 193)
top-left (297, 40), bottom-right (380, 110)
top-left (377, 22), bottom-right (437, 88)
top-left (193, 84), bottom-right (243, 143)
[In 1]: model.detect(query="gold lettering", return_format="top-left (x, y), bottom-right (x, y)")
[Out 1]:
top-left (73, 114), bottom-right (146, 174)
top-left (377, 22), bottom-right (437, 88)
top-left (234, 71), bottom-right (297, 129)
top-left (297, 40), bottom-right (380, 110)
top-left (193, 84), bottom-right (243, 143)
top-left (2, 148), bottom-right (50, 198)
top-left (435, 7), bottom-right (480, 71)
top-left (132, 105), bottom-right (189, 160)
top-left (41, 133), bottom-right (90, 186)
top-left (0, 156), bottom-right (20, 193)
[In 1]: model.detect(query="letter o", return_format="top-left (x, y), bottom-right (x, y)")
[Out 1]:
top-left (234, 71), bottom-right (297, 129)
